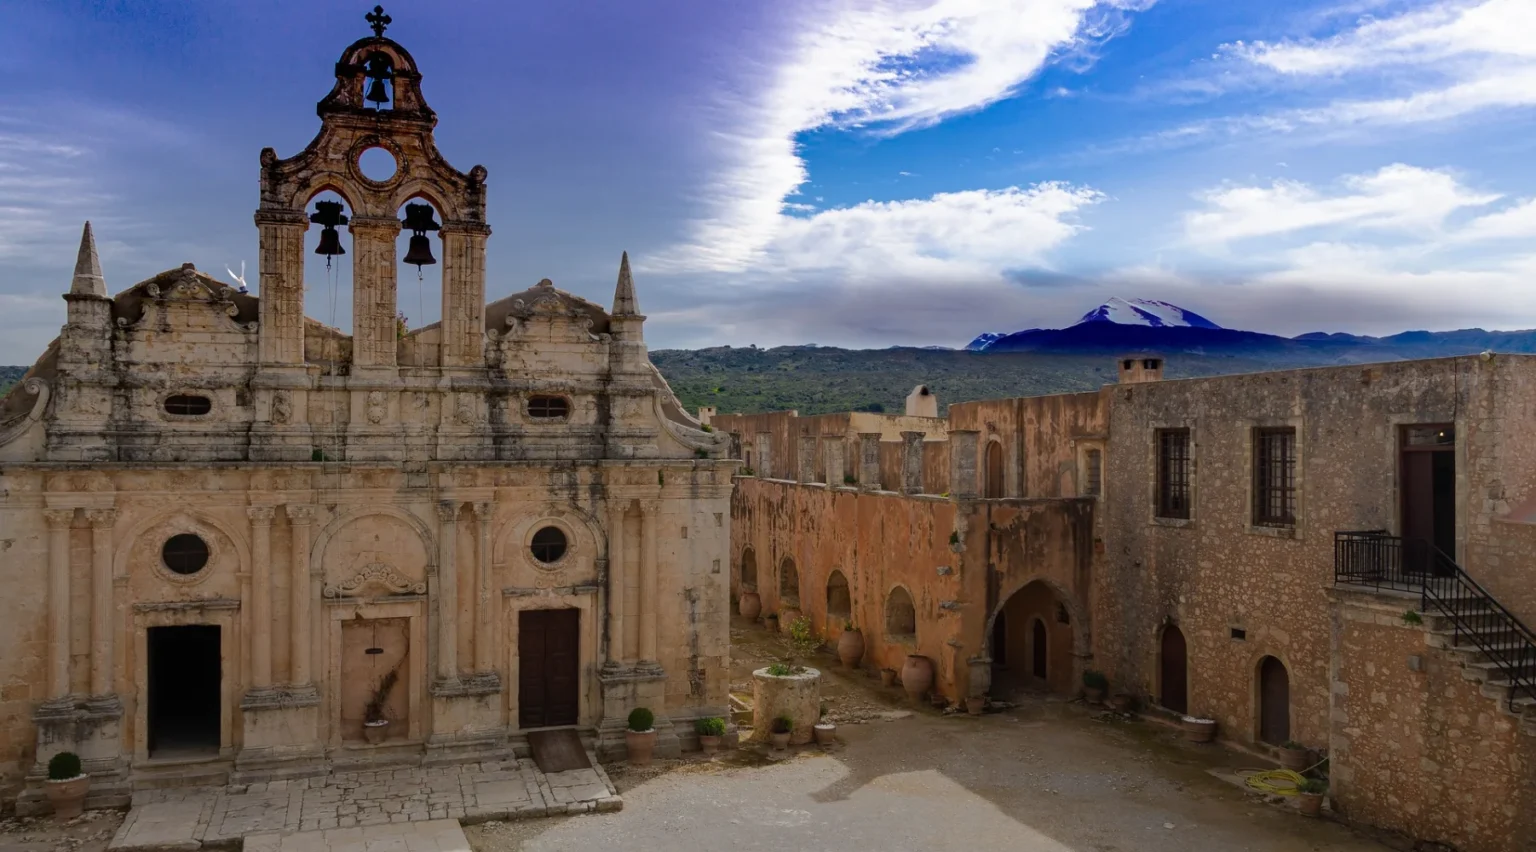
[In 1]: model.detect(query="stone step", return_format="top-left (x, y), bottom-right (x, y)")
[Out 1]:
top-left (130, 758), bottom-right (233, 791)
top-left (1460, 658), bottom-right (1536, 684)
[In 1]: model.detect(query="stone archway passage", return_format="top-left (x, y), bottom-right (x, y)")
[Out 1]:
top-left (1259, 656), bottom-right (1290, 744)
top-left (1160, 625), bottom-right (1188, 714)
top-left (994, 581), bottom-right (1077, 697)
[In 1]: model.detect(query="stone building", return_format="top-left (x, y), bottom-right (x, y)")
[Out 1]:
top-left (715, 353), bottom-right (1536, 852)
top-left (0, 18), bottom-right (732, 811)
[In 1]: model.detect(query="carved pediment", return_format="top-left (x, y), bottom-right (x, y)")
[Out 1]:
top-left (322, 563), bottom-right (427, 598)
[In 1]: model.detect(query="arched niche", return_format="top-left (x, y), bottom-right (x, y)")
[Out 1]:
top-left (314, 508), bottom-right (434, 598)
top-left (826, 570), bottom-right (851, 620)
top-left (493, 503), bottom-right (604, 589)
top-left (885, 585), bottom-right (916, 640)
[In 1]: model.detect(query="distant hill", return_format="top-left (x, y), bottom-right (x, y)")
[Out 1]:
top-left (0, 366), bottom-right (23, 397)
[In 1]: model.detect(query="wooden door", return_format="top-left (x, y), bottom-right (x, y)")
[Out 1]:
top-left (1259, 656), bottom-right (1290, 744)
top-left (985, 442), bottom-right (1005, 498)
top-left (1031, 618), bottom-right (1048, 680)
top-left (1159, 625), bottom-right (1188, 714)
top-left (519, 608), bottom-right (580, 728)
top-left (339, 618), bottom-right (410, 743)
top-left (1401, 425), bottom-right (1455, 573)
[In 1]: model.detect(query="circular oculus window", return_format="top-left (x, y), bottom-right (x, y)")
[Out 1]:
top-left (529, 526), bottom-right (568, 564)
top-left (162, 533), bottom-right (211, 576)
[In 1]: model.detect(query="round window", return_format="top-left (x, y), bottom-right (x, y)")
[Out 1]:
top-left (530, 526), bottom-right (568, 564)
top-left (162, 533), bottom-right (210, 575)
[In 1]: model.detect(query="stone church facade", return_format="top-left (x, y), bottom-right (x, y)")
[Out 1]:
top-left (0, 22), bottom-right (732, 810)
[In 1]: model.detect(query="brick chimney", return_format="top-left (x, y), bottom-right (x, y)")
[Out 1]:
top-left (1118, 356), bottom-right (1164, 384)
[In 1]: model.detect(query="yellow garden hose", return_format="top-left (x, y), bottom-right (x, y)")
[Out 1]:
top-left (1241, 768), bottom-right (1306, 795)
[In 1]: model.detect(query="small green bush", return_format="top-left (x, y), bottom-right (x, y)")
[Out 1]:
top-left (1082, 670), bottom-right (1108, 690)
top-left (1298, 778), bottom-right (1328, 795)
top-left (694, 716), bottom-right (726, 736)
top-left (766, 663), bottom-right (792, 677)
top-left (700, 423), bottom-right (714, 432)
top-left (819, 702), bottom-right (828, 719)
top-left (627, 707), bottom-right (655, 733)
top-left (47, 752), bottom-right (82, 781)
top-left (843, 474), bottom-right (857, 485)
top-left (739, 466), bottom-right (756, 476)
top-left (948, 530), bottom-right (960, 545)
top-left (843, 620), bottom-right (858, 632)
top-left (771, 714), bottom-right (794, 734)
top-left (1282, 740), bottom-right (1305, 750)
top-left (1401, 610), bottom-right (1424, 626)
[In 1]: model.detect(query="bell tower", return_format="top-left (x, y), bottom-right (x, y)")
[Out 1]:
top-left (252, 7), bottom-right (490, 457)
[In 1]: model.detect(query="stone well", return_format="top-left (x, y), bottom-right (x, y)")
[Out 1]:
top-left (751, 666), bottom-right (821, 746)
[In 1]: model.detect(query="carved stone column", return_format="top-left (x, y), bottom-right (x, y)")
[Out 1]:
top-left (948, 430), bottom-right (980, 499)
top-left (43, 509), bottom-right (74, 699)
top-left (858, 433), bottom-right (881, 489)
top-left (798, 436), bottom-right (818, 483)
top-left (606, 498), bottom-right (628, 666)
top-left (435, 501), bottom-right (461, 682)
top-left (247, 507), bottom-right (275, 688)
top-left (826, 439), bottom-right (846, 486)
top-left (348, 216), bottom-right (401, 373)
top-left (438, 223), bottom-right (490, 370)
top-left (86, 509), bottom-right (117, 697)
top-left (286, 504), bottom-right (315, 685)
top-left (638, 499), bottom-right (659, 668)
top-left (900, 431), bottom-right (925, 494)
top-left (472, 502), bottom-right (493, 674)
top-left (254, 209), bottom-right (307, 366)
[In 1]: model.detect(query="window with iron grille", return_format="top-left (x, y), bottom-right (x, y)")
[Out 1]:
top-left (1084, 449), bottom-right (1102, 497)
top-left (1156, 429), bottom-right (1191, 519)
top-left (527, 395), bottom-right (570, 420)
top-left (1252, 427), bottom-right (1296, 527)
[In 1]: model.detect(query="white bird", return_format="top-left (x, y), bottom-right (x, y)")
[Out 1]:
top-left (226, 262), bottom-right (249, 294)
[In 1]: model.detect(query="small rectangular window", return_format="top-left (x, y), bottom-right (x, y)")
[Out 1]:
top-left (1084, 448), bottom-right (1102, 497)
top-left (527, 395), bottom-right (570, 419)
top-left (1230, 627), bottom-right (1247, 641)
top-left (1253, 427), bottom-right (1297, 527)
top-left (1156, 429), bottom-right (1191, 520)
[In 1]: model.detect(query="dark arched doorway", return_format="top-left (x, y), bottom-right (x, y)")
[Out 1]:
top-left (1259, 656), bottom-right (1290, 744)
top-left (740, 547), bottom-right (757, 592)
top-left (985, 441), bottom-right (1004, 498)
top-left (991, 611), bottom-right (1007, 667)
top-left (779, 557), bottom-right (800, 607)
top-left (1159, 625), bottom-right (1188, 714)
top-left (1031, 618), bottom-right (1048, 680)
top-left (826, 570), bottom-right (851, 621)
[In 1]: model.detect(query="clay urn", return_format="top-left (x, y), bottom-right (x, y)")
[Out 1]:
top-left (836, 628), bottom-right (865, 668)
top-left (901, 654), bottom-right (934, 703)
top-left (1298, 788), bottom-right (1325, 818)
top-left (738, 591), bottom-right (762, 621)
top-left (880, 668), bottom-right (898, 687)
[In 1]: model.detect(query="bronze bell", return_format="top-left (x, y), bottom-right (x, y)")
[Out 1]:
top-left (310, 200), bottom-right (349, 257)
top-left (365, 77), bottom-right (389, 107)
top-left (403, 234), bottom-right (436, 267)
top-left (315, 227), bottom-right (345, 257)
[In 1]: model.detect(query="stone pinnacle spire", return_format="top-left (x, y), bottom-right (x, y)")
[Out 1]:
top-left (70, 221), bottom-right (106, 297)
top-left (612, 251), bottom-right (640, 316)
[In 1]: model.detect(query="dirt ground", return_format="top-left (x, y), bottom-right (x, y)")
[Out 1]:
top-left (0, 809), bottom-right (122, 852)
top-left (466, 617), bottom-right (1412, 852)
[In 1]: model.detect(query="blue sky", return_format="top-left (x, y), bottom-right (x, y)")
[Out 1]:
top-left (3, 0), bottom-right (1536, 364)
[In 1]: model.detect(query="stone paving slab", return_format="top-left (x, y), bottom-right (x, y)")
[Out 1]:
top-left (108, 757), bottom-right (621, 851)
top-left (243, 819), bottom-right (470, 852)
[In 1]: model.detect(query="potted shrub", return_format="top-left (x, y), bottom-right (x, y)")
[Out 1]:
top-left (626, 707), bottom-right (657, 765)
top-left (1297, 778), bottom-right (1327, 817)
top-left (1082, 670), bottom-right (1108, 704)
top-left (813, 703), bottom-right (836, 746)
top-left (1279, 740), bottom-right (1310, 772)
top-left (695, 716), bottom-right (726, 755)
top-left (363, 669), bottom-right (399, 745)
top-left (45, 752), bottom-right (89, 820)
top-left (837, 621), bottom-right (865, 668)
top-left (1181, 714), bottom-right (1217, 743)
top-left (769, 714), bottom-right (793, 750)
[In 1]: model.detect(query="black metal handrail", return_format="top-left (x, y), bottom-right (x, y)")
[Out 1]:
top-left (1335, 530), bottom-right (1536, 713)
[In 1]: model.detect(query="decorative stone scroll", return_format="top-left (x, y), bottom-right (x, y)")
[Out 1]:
top-left (322, 562), bottom-right (427, 598)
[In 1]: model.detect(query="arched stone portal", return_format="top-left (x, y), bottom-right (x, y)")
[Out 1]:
top-left (988, 580), bottom-right (1081, 698)
top-left (985, 441), bottom-right (1004, 498)
top-left (1258, 655), bottom-right (1290, 744)
top-left (1159, 625), bottom-right (1188, 714)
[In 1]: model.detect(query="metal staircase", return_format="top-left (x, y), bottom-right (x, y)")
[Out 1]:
top-left (1335, 531), bottom-right (1536, 716)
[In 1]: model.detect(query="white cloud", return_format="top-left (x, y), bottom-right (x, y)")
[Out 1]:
top-left (651, 0), bottom-right (1151, 275)
top-left (1184, 164), bottom-right (1498, 245)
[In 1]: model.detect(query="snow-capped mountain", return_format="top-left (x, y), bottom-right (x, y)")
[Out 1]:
top-left (1075, 297), bottom-right (1222, 330)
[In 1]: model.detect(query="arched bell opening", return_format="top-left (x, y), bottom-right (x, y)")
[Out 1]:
top-left (302, 189), bottom-right (356, 378)
top-left (395, 196), bottom-right (444, 370)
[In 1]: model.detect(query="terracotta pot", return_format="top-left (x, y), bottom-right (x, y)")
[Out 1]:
top-left (1279, 747), bottom-right (1310, 772)
top-left (626, 729), bottom-right (657, 765)
top-left (769, 731), bottom-right (791, 750)
top-left (1181, 718), bottom-right (1217, 743)
top-left (780, 608), bottom-right (802, 632)
top-left (1298, 792), bottom-right (1324, 818)
top-left (837, 629), bottom-right (865, 668)
top-left (813, 723), bottom-right (836, 746)
top-left (1084, 686), bottom-right (1106, 704)
top-left (45, 775), bottom-right (89, 821)
top-left (363, 720), bottom-right (389, 745)
top-left (902, 655), bottom-right (934, 703)
top-left (699, 735), bottom-right (721, 755)
top-left (967, 696), bottom-right (986, 716)
top-left (1109, 693), bottom-right (1135, 713)
top-left (880, 668), bottom-right (898, 687)
top-left (738, 591), bottom-right (761, 621)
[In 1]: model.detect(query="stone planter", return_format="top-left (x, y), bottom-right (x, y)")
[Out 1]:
top-left (1279, 746), bottom-right (1310, 772)
top-left (626, 729), bottom-right (657, 765)
top-left (837, 629), bottom-right (865, 668)
top-left (363, 720), bottom-right (389, 745)
top-left (769, 730), bottom-right (791, 750)
top-left (45, 775), bottom-right (89, 821)
top-left (813, 723), bottom-right (836, 746)
top-left (1181, 716), bottom-right (1217, 743)
top-left (699, 735), bottom-right (722, 755)
top-left (1298, 792), bottom-right (1324, 818)
top-left (751, 666), bottom-right (820, 746)
top-left (880, 668), bottom-right (898, 687)
top-left (901, 655), bottom-right (934, 704)
top-left (738, 591), bottom-right (761, 621)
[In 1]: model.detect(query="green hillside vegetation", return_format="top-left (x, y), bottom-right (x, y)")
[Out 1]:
top-left (651, 346), bottom-right (1284, 416)
top-left (0, 366), bottom-right (24, 398)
